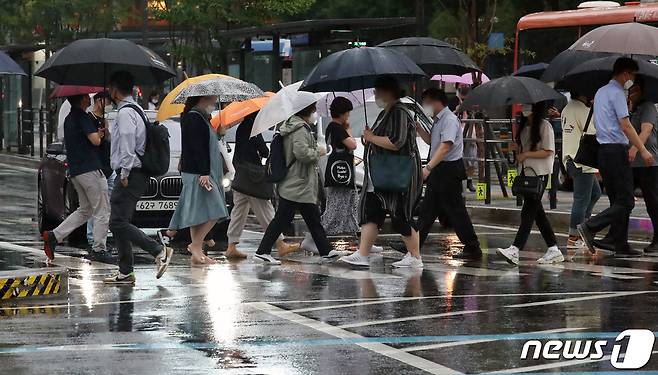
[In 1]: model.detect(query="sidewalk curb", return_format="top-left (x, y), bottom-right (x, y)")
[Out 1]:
top-left (0, 153), bottom-right (40, 170)
top-left (467, 204), bottom-right (653, 242)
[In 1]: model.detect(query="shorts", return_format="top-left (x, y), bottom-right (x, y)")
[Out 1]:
top-left (360, 193), bottom-right (415, 237)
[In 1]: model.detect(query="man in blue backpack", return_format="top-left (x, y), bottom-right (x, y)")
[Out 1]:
top-left (103, 71), bottom-right (173, 284)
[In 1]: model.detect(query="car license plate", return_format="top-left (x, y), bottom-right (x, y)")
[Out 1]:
top-left (136, 200), bottom-right (178, 211)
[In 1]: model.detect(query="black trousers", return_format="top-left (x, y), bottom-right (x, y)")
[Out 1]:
top-left (584, 144), bottom-right (635, 251)
top-left (418, 160), bottom-right (480, 252)
top-left (110, 170), bottom-right (163, 275)
top-left (513, 176), bottom-right (557, 249)
top-left (257, 197), bottom-right (331, 256)
top-left (634, 166), bottom-right (658, 244)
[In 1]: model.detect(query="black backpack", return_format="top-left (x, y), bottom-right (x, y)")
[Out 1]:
top-left (120, 104), bottom-right (170, 177)
top-left (265, 126), bottom-right (306, 183)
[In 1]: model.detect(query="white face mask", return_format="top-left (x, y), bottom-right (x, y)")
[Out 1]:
top-left (624, 79), bottom-right (634, 90)
top-left (104, 105), bottom-right (113, 112)
top-left (422, 104), bottom-right (434, 117)
top-left (205, 105), bottom-right (216, 114)
top-left (375, 97), bottom-right (387, 108)
top-left (308, 112), bottom-right (318, 125)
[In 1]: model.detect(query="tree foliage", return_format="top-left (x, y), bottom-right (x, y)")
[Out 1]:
top-left (151, 0), bottom-right (315, 73)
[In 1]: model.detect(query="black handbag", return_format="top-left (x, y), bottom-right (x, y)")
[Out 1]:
top-left (231, 160), bottom-right (274, 199)
top-left (573, 106), bottom-right (599, 169)
top-left (512, 166), bottom-right (546, 199)
top-left (324, 129), bottom-right (355, 188)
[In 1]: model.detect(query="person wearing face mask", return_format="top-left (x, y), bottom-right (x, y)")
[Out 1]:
top-left (84, 91), bottom-right (117, 260)
top-left (254, 101), bottom-right (342, 264)
top-left (147, 91), bottom-right (160, 110)
top-left (167, 94), bottom-right (229, 266)
top-left (103, 71), bottom-right (173, 284)
top-left (413, 88), bottom-right (481, 260)
top-left (340, 76), bottom-right (423, 268)
top-left (42, 94), bottom-right (112, 264)
top-left (578, 57), bottom-right (654, 257)
top-left (561, 91), bottom-right (601, 250)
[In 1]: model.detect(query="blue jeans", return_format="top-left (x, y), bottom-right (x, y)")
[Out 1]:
top-left (566, 160), bottom-right (601, 236)
top-left (87, 171), bottom-right (115, 245)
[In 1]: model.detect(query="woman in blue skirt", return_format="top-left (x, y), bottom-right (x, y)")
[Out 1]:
top-left (169, 94), bottom-right (228, 265)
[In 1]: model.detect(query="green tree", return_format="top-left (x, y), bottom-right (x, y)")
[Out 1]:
top-left (151, 0), bottom-right (315, 73)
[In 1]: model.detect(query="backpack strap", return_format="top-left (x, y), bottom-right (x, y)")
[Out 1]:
top-left (582, 106), bottom-right (594, 135)
top-left (118, 103), bottom-right (149, 157)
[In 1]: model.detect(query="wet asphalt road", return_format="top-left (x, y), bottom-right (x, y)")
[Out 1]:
top-left (2, 163), bottom-right (658, 374)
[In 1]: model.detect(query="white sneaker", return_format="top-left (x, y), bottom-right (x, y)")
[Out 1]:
top-left (370, 245), bottom-right (384, 253)
top-left (254, 253), bottom-right (282, 265)
top-left (497, 245), bottom-right (520, 265)
top-left (339, 252), bottom-right (370, 267)
top-left (301, 233), bottom-right (319, 254)
top-left (391, 253), bottom-right (424, 268)
top-left (567, 237), bottom-right (585, 249)
top-left (155, 246), bottom-right (173, 279)
top-left (537, 246), bottom-right (565, 264)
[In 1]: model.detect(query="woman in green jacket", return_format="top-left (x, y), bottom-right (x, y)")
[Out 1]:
top-left (254, 103), bottom-right (341, 264)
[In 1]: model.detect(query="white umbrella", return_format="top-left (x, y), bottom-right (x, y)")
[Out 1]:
top-left (316, 89), bottom-right (375, 118)
top-left (251, 81), bottom-right (323, 137)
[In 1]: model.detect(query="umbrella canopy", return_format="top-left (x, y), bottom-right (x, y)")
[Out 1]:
top-left (431, 72), bottom-right (490, 85)
top-left (0, 51), bottom-right (26, 75)
top-left (171, 76), bottom-right (263, 104)
top-left (316, 89), bottom-right (374, 118)
top-left (252, 81), bottom-right (323, 137)
top-left (35, 38), bottom-right (175, 85)
top-left (513, 63), bottom-right (549, 79)
top-left (563, 57), bottom-right (658, 101)
top-left (50, 85), bottom-right (104, 98)
top-left (570, 22), bottom-right (658, 56)
top-left (210, 92), bottom-right (274, 129)
top-left (378, 37), bottom-right (481, 76)
top-left (299, 47), bottom-right (425, 92)
top-left (541, 49), bottom-right (615, 83)
top-left (460, 76), bottom-right (565, 111)
top-left (157, 74), bottom-right (231, 121)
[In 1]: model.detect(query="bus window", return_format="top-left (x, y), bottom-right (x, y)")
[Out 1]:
top-left (518, 26), bottom-right (580, 66)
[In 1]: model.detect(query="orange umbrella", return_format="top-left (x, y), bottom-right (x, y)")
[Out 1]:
top-left (210, 92), bottom-right (274, 129)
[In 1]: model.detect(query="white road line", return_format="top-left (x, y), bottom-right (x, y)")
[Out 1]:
top-left (588, 272), bottom-right (645, 280)
top-left (0, 163), bottom-right (37, 173)
top-left (251, 302), bottom-right (464, 375)
top-left (473, 223), bottom-right (651, 244)
top-left (402, 327), bottom-right (587, 352)
top-left (538, 262), bottom-right (656, 274)
top-left (337, 309), bottom-right (487, 329)
top-left (423, 263), bottom-right (529, 277)
top-left (0, 242), bottom-right (117, 270)
top-left (289, 297), bottom-right (414, 313)
top-left (283, 263), bottom-right (400, 280)
top-left (505, 291), bottom-right (652, 308)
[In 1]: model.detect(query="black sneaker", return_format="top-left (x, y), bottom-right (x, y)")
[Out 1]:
top-left (644, 242), bottom-right (658, 254)
top-left (577, 224), bottom-right (596, 254)
top-left (85, 250), bottom-right (115, 264)
top-left (453, 249), bottom-right (483, 260)
top-left (615, 246), bottom-right (643, 257)
top-left (592, 239), bottom-right (616, 252)
top-left (42, 230), bottom-right (58, 261)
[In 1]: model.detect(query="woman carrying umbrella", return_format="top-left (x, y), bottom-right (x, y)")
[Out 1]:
top-left (497, 101), bottom-right (562, 265)
top-left (340, 76), bottom-right (424, 268)
top-left (168, 94), bottom-right (229, 265)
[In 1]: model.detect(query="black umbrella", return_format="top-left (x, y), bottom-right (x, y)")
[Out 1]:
top-left (378, 37), bottom-right (480, 76)
top-left (513, 62), bottom-right (549, 79)
top-left (460, 76), bottom-right (565, 111)
top-left (35, 38), bottom-right (175, 85)
top-left (299, 47), bottom-right (425, 92)
top-left (0, 51), bottom-right (26, 75)
top-left (541, 49), bottom-right (614, 83)
top-left (570, 22), bottom-right (658, 56)
top-left (563, 56), bottom-right (658, 101)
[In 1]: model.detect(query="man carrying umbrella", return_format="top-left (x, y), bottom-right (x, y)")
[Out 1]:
top-left (42, 94), bottom-right (112, 263)
top-left (578, 58), bottom-right (654, 256)
top-left (103, 71), bottom-right (173, 284)
top-left (416, 88), bottom-right (482, 260)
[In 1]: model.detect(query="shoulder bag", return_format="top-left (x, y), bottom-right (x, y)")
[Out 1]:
top-left (573, 106), bottom-right (599, 169)
top-left (324, 127), bottom-right (355, 188)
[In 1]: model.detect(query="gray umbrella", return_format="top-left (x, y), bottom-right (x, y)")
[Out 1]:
top-left (172, 77), bottom-right (264, 104)
top-left (460, 76), bottom-right (565, 111)
top-left (570, 22), bottom-right (658, 56)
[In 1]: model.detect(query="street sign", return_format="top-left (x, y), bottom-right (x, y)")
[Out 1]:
top-left (507, 169), bottom-right (518, 187)
top-left (476, 183), bottom-right (487, 200)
